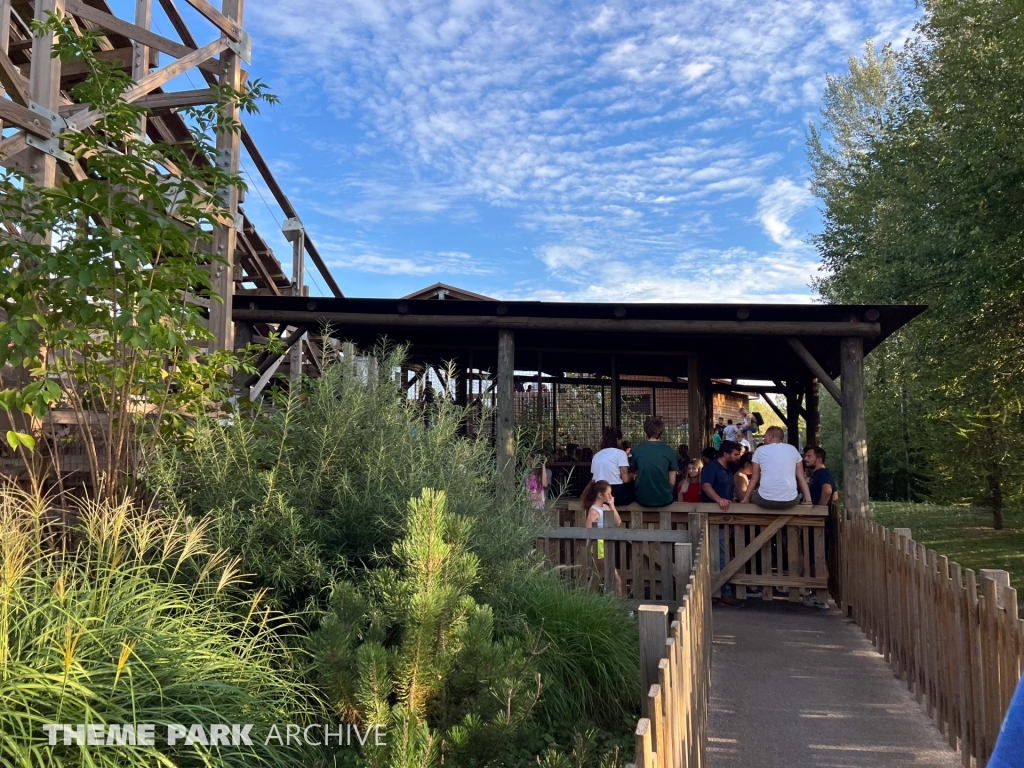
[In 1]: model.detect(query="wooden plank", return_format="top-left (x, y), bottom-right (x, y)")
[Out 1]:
top-left (674, 542), bottom-right (691, 604)
top-left (639, 605), bottom-right (669, 717)
top-left (64, 0), bottom-right (221, 75)
top-left (180, 0), bottom-right (242, 40)
top-left (539, 527), bottom-right (689, 543)
top-left (0, 48), bottom-right (29, 104)
top-left (232, 309), bottom-right (885, 337)
top-left (728, 575), bottom-right (828, 588)
top-left (659, 657), bottom-right (676, 768)
top-left (711, 515), bottom-right (791, 594)
top-left (635, 718), bottom-right (654, 768)
top-left (0, 98), bottom-right (51, 137)
top-left (496, 329), bottom-right (515, 485)
top-left (26, 0), bottom-right (63, 192)
top-left (65, 36), bottom-right (230, 132)
top-left (787, 337), bottom-right (843, 405)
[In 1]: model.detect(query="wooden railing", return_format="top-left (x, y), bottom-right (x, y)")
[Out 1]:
top-left (628, 513), bottom-right (711, 768)
top-left (840, 513), bottom-right (1024, 767)
top-left (541, 501), bottom-right (829, 604)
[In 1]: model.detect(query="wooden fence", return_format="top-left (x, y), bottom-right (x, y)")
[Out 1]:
top-left (541, 501), bottom-right (829, 604)
top-left (840, 513), bottom-right (1024, 767)
top-left (627, 513), bottom-right (711, 768)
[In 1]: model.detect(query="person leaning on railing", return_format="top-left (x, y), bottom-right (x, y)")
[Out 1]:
top-left (701, 440), bottom-right (744, 606)
top-left (581, 479), bottom-right (623, 595)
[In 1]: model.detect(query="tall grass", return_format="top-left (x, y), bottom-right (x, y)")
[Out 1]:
top-left (0, 488), bottom-right (318, 767)
top-left (511, 574), bottom-right (639, 732)
top-left (146, 346), bottom-right (544, 612)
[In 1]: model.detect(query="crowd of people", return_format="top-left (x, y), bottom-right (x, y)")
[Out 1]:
top-left (582, 417), bottom-right (836, 512)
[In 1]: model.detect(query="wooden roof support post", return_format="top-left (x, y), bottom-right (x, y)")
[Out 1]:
top-left (687, 355), bottom-right (708, 451)
top-left (208, 0), bottom-right (242, 352)
top-left (785, 382), bottom-right (801, 448)
top-left (26, 0), bottom-right (64, 194)
top-left (841, 337), bottom-right (869, 517)
top-left (805, 379), bottom-right (821, 448)
top-left (610, 353), bottom-right (620, 428)
top-left (497, 330), bottom-right (515, 487)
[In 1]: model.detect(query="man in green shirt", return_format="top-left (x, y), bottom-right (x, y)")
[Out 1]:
top-left (631, 416), bottom-right (679, 506)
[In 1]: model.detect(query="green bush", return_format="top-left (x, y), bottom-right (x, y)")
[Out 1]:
top-left (0, 488), bottom-right (318, 767)
top-left (512, 574), bottom-right (639, 732)
top-left (146, 347), bottom-right (542, 612)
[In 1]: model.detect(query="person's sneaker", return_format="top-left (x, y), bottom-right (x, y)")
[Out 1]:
top-left (803, 594), bottom-right (829, 609)
top-left (745, 588), bottom-right (763, 598)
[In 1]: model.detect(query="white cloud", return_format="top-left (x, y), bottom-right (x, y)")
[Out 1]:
top-left (756, 177), bottom-right (815, 249)
top-left (245, 0), bottom-right (921, 298)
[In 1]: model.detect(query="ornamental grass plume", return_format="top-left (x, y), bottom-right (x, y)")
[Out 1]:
top-left (0, 487), bottom-right (318, 767)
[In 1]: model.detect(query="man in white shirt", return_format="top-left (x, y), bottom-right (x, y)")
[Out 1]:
top-left (740, 426), bottom-right (813, 509)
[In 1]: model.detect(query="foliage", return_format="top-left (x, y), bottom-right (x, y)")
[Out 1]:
top-left (870, 502), bottom-right (1024, 591)
top-left (807, 0), bottom-right (1024, 523)
top-left (309, 489), bottom-right (542, 768)
top-left (507, 573), bottom-right (639, 733)
top-left (146, 347), bottom-right (544, 612)
top-left (0, 14), bottom-right (271, 497)
top-left (0, 487), bottom-right (318, 767)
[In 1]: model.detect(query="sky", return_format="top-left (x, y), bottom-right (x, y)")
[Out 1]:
top-left (145, 0), bottom-right (921, 302)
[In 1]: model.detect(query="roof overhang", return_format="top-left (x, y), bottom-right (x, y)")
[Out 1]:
top-left (233, 297), bottom-right (926, 382)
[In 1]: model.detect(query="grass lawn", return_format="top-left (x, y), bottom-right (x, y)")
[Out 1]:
top-left (869, 502), bottom-right (1024, 591)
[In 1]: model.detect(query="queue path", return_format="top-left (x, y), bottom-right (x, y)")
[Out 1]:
top-left (708, 600), bottom-right (962, 768)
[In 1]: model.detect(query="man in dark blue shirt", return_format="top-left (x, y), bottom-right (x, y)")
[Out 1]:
top-left (802, 446), bottom-right (836, 506)
top-left (701, 440), bottom-right (743, 509)
top-left (701, 440), bottom-right (743, 605)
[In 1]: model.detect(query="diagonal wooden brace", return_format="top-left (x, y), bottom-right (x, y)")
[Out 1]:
top-left (710, 514), bottom-right (792, 594)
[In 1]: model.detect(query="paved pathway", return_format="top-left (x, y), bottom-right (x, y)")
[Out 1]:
top-left (709, 600), bottom-right (961, 767)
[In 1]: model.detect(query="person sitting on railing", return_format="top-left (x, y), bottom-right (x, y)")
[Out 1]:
top-left (582, 479), bottom-right (623, 594)
top-left (677, 458), bottom-right (703, 503)
top-left (740, 426), bottom-right (813, 509)
top-left (632, 416), bottom-right (679, 507)
top-left (591, 426), bottom-right (635, 506)
top-left (802, 445), bottom-right (836, 507)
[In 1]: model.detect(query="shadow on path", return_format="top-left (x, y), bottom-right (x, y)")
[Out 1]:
top-left (709, 600), bottom-right (960, 767)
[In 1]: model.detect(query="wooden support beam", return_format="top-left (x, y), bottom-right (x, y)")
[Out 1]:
top-left (496, 329), bottom-right (515, 486)
top-left (787, 337), bottom-right (843, 406)
top-left (805, 380), bottom-right (821, 448)
top-left (610, 353), bottom-right (620, 428)
top-left (64, 1), bottom-right (221, 75)
top-left (0, 48), bottom-right (29, 105)
top-left (65, 36), bottom-right (229, 132)
top-left (207, 0), bottom-right (242, 352)
top-left (26, 0), bottom-right (63, 193)
top-left (230, 309), bottom-right (880, 337)
top-left (58, 87), bottom-right (218, 117)
top-left (0, 98), bottom-right (51, 137)
top-left (687, 355), bottom-right (709, 451)
top-left (785, 382), bottom-right (800, 448)
top-left (180, 0), bottom-right (241, 40)
top-left (841, 337), bottom-right (869, 517)
top-left (758, 392), bottom-right (787, 424)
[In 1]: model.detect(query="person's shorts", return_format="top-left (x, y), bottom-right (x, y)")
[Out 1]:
top-left (751, 490), bottom-right (799, 509)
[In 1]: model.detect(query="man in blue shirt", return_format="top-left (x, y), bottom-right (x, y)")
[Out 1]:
top-left (802, 445), bottom-right (836, 506)
top-left (701, 441), bottom-right (743, 606)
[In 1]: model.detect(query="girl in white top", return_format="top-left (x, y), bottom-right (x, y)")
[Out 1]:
top-left (582, 479), bottom-right (623, 594)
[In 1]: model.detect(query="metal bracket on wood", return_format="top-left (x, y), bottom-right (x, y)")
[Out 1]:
top-left (24, 101), bottom-right (73, 163)
top-left (226, 30), bottom-right (252, 65)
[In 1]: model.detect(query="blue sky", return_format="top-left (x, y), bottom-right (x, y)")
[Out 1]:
top-left (140, 0), bottom-right (920, 301)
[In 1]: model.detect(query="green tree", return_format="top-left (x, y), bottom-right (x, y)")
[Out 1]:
top-left (808, 0), bottom-right (1024, 525)
top-left (0, 14), bottom-right (269, 497)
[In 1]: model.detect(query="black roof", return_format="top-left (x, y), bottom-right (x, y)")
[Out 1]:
top-left (233, 296), bottom-right (926, 382)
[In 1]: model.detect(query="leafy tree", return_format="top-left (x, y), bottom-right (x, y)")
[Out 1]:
top-left (808, 0), bottom-right (1024, 525)
top-left (0, 13), bottom-right (270, 497)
